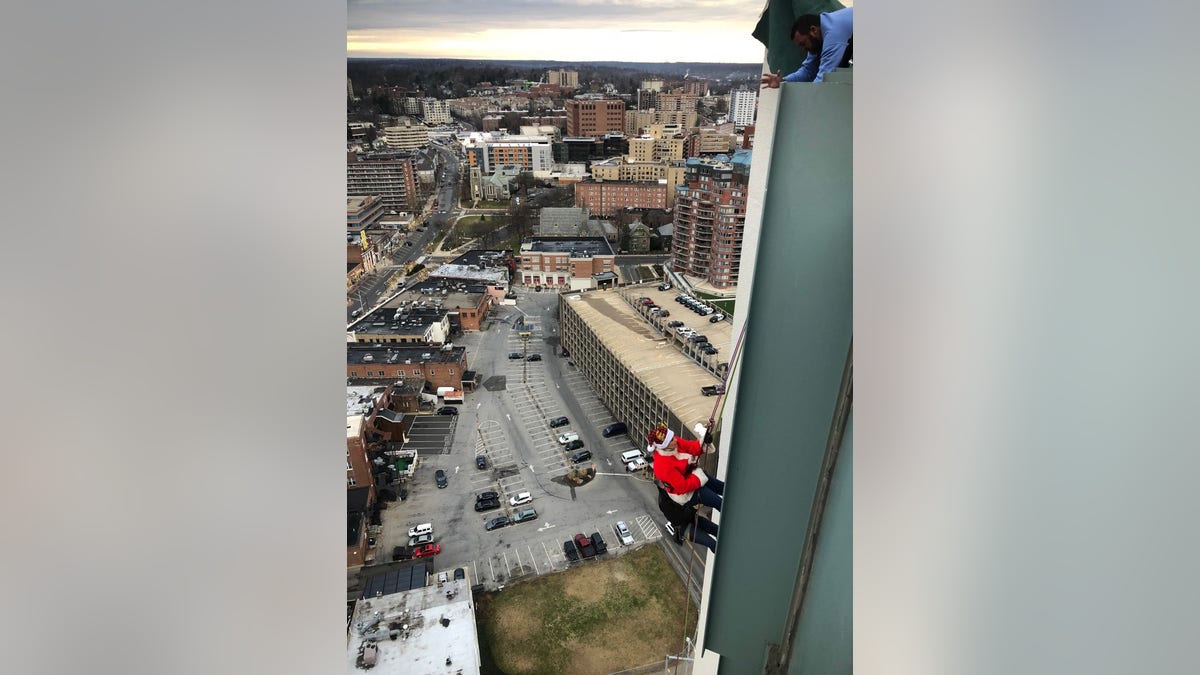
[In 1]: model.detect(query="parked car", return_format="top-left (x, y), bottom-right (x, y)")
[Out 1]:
top-left (435, 469), bottom-right (448, 488)
top-left (575, 533), bottom-right (597, 558)
top-left (709, 313), bottom-right (724, 323)
top-left (590, 531), bottom-right (608, 555)
top-left (667, 320), bottom-right (683, 328)
top-left (570, 449), bottom-right (593, 464)
top-left (658, 309), bottom-right (670, 317)
top-left (407, 523), bottom-right (432, 538)
top-left (526, 354), bottom-right (542, 361)
top-left (602, 422), bottom-right (628, 437)
top-left (436, 406), bottom-right (458, 415)
top-left (564, 439), bottom-right (584, 452)
top-left (412, 543), bottom-right (441, 558)
top-left (658, 283), bottom-right (672, 291)
top-left (513, 507), bottom-right (537, 523)
top-left (701, 384), bottom-right (726, 396)
top-left (703, 347), bottom-right (719, 355)
top-left (484, 516), bottom-right (511, 531)
top-left (508, 491), bottom-right (532, 507)
top-left (614, 521), bottom-right (635, 546)
top-left (475, 455), bottom-right (488, 469)
top-left (549, 416), bottom-right (570, 428)
top-left (476, 491), bottom-right (499, 502)
top-left (407, 533), bottom-right (434, 547)
top-left (508, 352), bottom-right (522, 359)
top-left (625, 457), bottom-right (647, 472)
top-left (557, 431), bottom-right (580, 445)
top-left (474, 497), bottom-right (501, 512)
top-left (563, 540), bottom-right (580, 563)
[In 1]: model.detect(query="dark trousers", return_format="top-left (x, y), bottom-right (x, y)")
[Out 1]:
top-left (686, 476), bottom-right (724, 511)
top-left (686, 514), bottom-right (719, 553)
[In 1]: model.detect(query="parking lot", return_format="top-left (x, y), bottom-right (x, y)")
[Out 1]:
top-left (357, 287), bottom-right (694, 595)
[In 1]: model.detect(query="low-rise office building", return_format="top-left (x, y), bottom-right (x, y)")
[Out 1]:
top-left (574, 179), bottom-right (670, 217)
top-left (346, 344), bottom-right (469, 391)
top-left (347, 577), bottom-right (481, 674)
top-left (518, 237), bottom-right (615, 289)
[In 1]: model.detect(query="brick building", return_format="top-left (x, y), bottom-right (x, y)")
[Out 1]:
top-left (575, 180), bottom-right (670, 217)
top-left (671, 152), bottom-right (751, 288)
top-left (346, 344), bottom-right (469, 391)
top-left (565, 99), bottom-right (626, 139)
top-left (518, 237), bottom-right (615, 289)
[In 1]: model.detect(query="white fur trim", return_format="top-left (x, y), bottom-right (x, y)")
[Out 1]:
top-left (667, 491), bottom-right (691, 505)
top-left (652, 428), bottom-right (675, 450)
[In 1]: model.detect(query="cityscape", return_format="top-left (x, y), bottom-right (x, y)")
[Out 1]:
top-left (344, 11), bottom-right (852, 674)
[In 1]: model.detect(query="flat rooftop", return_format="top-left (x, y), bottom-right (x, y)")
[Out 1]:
top-left (347, 345), bottom-right (466, 366)
top-left (347, 386), bottom-right (387, 416)
top-left (446, 249), bottom-right (509, 268)
top-left (427, 264), bottom-right (507, 284)
top-left (524, 236), bottom-right (614, 257)
top-left (563, 285), bottom-right (729, 427)
top-left (347, 579), bottom-right (480, 674)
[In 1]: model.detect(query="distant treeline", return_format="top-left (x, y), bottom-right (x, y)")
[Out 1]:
top-left (347, 58), bottom-right (761, 100)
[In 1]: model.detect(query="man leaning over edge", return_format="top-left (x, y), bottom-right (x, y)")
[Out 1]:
top-left (760, 7), bottom-right (853, 88)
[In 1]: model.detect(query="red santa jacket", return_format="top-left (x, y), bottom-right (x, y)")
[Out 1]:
top-left (652, 437), bottom-right (705, 503)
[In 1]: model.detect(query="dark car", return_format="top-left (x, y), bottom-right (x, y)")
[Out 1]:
top-left (475, 455), bottom-right (488, 469)
top-left (709, 314), bottom-right (724, 323)
top-left (602, 422), bottom-right (628, 437)
top-left (437, 406), bottom-right (458, 415)
top-left (484, 516), bottom-right (511, 531)
top-left (513, 507), bottom-right (537, 523)
top-left (563, 540), bottom-right (580, 563)
top-left (476, 491), bottom-right (499, 502)
top-left (590, 531), bottom-right (608, 555)
top-left (658, 309), bottom-right (670, 317)
top-left (564, 439), bottom-right (584, 452)
top-left (549, 416), bottom-right (570, 428)
top-left (508, 352), bottom-right (522, 359)
top-left (575, 533), bottom-right (597, 559)
top-left (474, 497), bottom-right (501, 512)
top-left (570, 450), bottom-right (593, 464)
top-left (701, 384), bottom-right (726, 396)
top-left (667, 320), bottom-right (683, 328)
top-left (560, 348), bottom-right (570, 357)
top-left (526, 354), bottom-right (542, 362)
top-left (435, 469), bottom-right (447, 488)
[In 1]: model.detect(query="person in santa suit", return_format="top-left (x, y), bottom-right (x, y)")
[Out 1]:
top-left (648, 422), bottom-right (724, 550)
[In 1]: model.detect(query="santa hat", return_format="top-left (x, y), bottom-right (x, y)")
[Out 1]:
top-left (647, 423), bottom-right (675, 451)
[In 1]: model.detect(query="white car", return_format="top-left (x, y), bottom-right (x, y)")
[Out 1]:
top-left (408, 532), bottom-right (434, 547)
top-left (614, 521), bottom-right (635, 546)
top-left (508, 491), bottom-right (533, 507)
top-left (625, 457), bottom-right (647, 472)
top-left (557, 431), bottom-right (579, 445)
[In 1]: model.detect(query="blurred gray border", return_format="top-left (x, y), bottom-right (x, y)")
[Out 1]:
top-left (0, 2), bottom-right (346, 674)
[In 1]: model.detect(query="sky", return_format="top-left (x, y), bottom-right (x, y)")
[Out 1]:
top-left (347, 0), bottom-right (769, 63)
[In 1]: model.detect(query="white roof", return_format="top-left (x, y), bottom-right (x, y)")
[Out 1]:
top-left (347, 579), bottom-right (480, 674)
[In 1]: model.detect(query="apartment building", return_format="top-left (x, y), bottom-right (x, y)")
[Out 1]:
top-left (628, 136), bottom-right (686, 162)
top-left (671, 152), bottom-right (751, 288)
top-left (575, 180), bottom-right (670, 217)
top-left (728, 88), bottom-right (758, 128)
top-left (517, 237), bottom-right (615, 289)
top-left (382, 117), bottom-right (430, 150)
top-left (565, 99), bottom-right (626, 139)
top-left (460, 132), bottom-right (553, 175)
top-left (347, 152), bottom-right (419, 213)
top-left (419, 98), bottom-right (451, 124)
top-left (545, 69), bottom-right (579, 88)
top-left (588, 157), bottom-right (686, 187)
top-left (686, 127), bottom-right (738, 157)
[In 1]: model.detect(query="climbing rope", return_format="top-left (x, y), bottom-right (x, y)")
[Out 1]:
top-left (674, 317), bottom-right (751, 671)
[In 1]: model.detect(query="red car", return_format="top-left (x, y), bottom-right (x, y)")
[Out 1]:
top-left (412, 543), bottom-right (441, 558)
